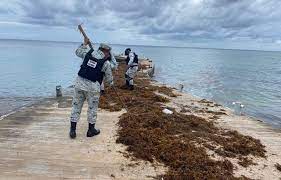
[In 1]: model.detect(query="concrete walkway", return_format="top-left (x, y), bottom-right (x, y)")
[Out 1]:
top-left (0, 97), bottom-right (164, 179)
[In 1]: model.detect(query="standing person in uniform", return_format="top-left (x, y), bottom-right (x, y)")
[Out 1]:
top-left (124, 48), bottom-right (138, 90)
top-left (69, 38), bottom-right (114, 139)
top-left (100, 48), bottom-right (118, 95)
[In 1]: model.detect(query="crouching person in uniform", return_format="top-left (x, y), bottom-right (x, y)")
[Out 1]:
top-left (124, 48), bottom-right (138, 90)
top-left (69, 39), bottom-right (113, 139)
top-left (100, 48), bottom-right (118, 95)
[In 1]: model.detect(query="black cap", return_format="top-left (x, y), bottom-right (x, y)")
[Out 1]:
top-left (125, 48), bottom-right (131, 55)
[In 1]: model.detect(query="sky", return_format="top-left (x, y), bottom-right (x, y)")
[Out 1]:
top-left (1, 0), bottom-right (281, 51)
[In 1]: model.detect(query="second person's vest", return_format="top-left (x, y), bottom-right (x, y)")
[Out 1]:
top-left (126, 52), bottom-right (138, 66)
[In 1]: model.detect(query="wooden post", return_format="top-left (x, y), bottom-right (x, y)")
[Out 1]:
top-left (56, 85), bottom-right (62, 97)
top-left (179, 84), bottom-right (184, 92)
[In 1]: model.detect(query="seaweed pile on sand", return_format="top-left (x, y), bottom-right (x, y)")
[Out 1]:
top-left (99, 62), bottom-right (266, 179)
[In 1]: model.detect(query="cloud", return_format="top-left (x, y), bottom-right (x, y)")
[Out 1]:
top-left (1, 0), bottom-right (281, 47)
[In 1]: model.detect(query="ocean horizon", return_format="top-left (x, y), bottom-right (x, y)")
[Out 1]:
top-left (2, 38), bottom-right (281, 53)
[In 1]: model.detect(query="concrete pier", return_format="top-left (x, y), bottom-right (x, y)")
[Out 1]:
top-left (0, 97), bottom-right (164, 179)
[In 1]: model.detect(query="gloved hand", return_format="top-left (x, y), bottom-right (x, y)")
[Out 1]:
top-left (83, 37), bottom-right (89, 45)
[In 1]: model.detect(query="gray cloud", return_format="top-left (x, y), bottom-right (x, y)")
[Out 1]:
top-left (1, 0), bottom-right (281, 43)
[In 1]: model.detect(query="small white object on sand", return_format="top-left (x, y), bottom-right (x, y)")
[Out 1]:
top-left (162, 108), bottom-right (173, 114)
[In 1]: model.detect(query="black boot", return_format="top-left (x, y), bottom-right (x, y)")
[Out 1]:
top-left (87, 123), bottom-right (100, 137)
top-left (122, 80), bottom-right (130, 89)
top-left (69, 121), bottom-right (77, 139)
top-left (125, 74), bottom-right (130, 87)
top-left (129, 85), bottom-right (134, 90)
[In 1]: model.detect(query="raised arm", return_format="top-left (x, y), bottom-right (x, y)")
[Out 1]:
top-left (109, 50), bottom-right (118, 70)
top-left (75, 44), bottom-right (90, 59)
top-left (75, 37), bottom-right (94, 59)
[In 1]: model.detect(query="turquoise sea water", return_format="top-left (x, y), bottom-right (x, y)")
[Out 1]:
top-left (0, 39), bottom-right (280, 128)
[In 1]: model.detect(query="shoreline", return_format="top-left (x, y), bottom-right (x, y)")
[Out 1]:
top-left (161, 84), bottom-right (281, 179)
top-left (0, 88), bottom-right (74, 121)
top-left (153, 80), bottom-right (281, 130)
top-left (0, 98), bottom-right (44, 121)
top-left (1, 83), bottom-right (280, 131)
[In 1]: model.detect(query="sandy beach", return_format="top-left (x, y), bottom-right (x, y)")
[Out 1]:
top-left (0, 64), bottom-right (280, 179)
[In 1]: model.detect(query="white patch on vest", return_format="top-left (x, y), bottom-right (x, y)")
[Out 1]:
top-left (87, 60), bottom-right (97, 68)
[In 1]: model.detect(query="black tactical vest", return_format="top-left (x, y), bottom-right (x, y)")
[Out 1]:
top-left (78, 49), bottom-right (106, 85)
top-left (126, 52), bottom-right (138, 65)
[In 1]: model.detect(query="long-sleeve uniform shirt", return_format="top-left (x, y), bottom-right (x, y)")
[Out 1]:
top-left (109, 51), bottom-right (118, 70)
top-left (127, 52), bottom-right (138, 67)
top-left (74, 44), bottom-right (113, 92)
top-left (125, 51), bottom-right (138, 85)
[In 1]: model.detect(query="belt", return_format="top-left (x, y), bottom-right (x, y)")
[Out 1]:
top-left (130, 64), bottom-right (138, 67)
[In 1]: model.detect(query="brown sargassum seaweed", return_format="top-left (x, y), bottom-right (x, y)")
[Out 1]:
top-left (99, 62), bottom-right (266, 179)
